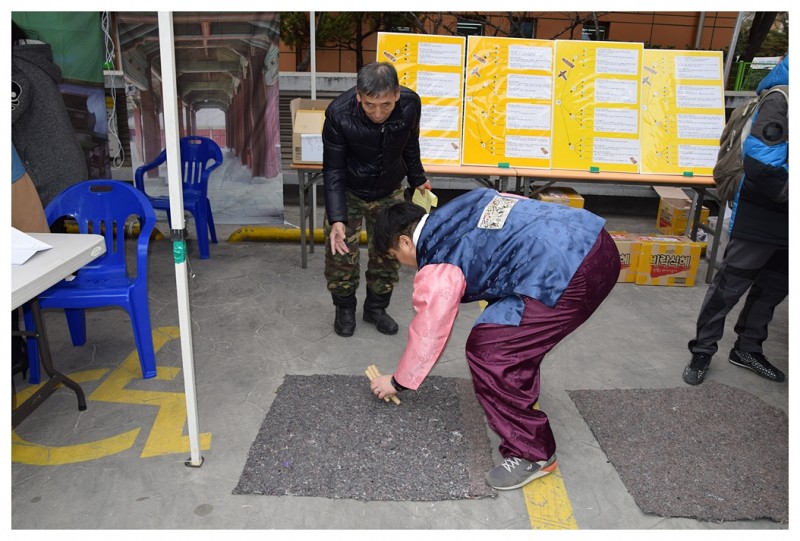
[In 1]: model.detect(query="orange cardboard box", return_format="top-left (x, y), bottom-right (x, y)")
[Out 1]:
top-left (535, 187), bottom-right (584, 208)
top-left (290, 98), bottom-right (331, 164)
top-left (654, 187), bottom-right (709, 235)
top-left (609, 231), bottom-right (640, 283)
top-left (633, 235), bottom-right (703, 287)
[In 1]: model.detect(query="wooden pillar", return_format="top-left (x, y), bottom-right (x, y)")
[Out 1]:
top-left (140, 85), bottom-right (161, 179)
top-left (177, 96), bottom-right (186, 137)
top-left (131, 104), bottom-right (144, 165)
top-left (249, 49), bottom-right (267, 177)
top-left (263, 43), bottom-right (281, 179)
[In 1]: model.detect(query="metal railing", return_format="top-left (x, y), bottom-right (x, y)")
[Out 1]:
top-left (727, 61), bottom-right (779, 91)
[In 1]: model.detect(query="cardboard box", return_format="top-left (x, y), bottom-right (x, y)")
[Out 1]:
top-left (290, 98), bottom-right (331, 164)
top-left (654, 186), bottom-right (709, 235)
top-left (535, 187), bottom-right (584, 208)
top-left (633, 235), bottom-right (703, 287)
top-left (609, 231), bottom-right (640, 283)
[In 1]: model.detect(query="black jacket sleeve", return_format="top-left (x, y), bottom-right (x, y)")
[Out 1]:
top-left (322, 107), bottom-right (349, 224)
top-left (401, 96), bottom-right (427, 188)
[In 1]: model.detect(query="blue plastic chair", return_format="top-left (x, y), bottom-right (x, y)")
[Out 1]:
top-left (134, 135), bottom-right (222, 259)
top-left (23, 180), bottom-right (158, 384)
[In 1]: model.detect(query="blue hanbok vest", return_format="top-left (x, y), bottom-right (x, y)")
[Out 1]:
top-left (416, 188), bottom-right (605, 326)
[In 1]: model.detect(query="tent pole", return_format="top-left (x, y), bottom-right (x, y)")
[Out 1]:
top-left (157, 11), bottom-right (203, 468)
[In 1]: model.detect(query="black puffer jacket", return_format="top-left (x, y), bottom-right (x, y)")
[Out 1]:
top-left (322, 86), bottom-right (427, 224)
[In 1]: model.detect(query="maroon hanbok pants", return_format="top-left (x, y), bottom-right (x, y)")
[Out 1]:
top-left (465, 229), bottom-right (620, 462)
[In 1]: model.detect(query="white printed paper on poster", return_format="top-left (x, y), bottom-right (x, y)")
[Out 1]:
top-left (417, 71), bottom-right (461, 98)
top-left (594, 107), bottom-right (639, 134)
top-left (592, 137), bottom-right (640, 165)
top-left (679, 144), bottom-right (719, 168)
top-left (508, 45), bottom-right (552, 71)
top-left (505, 135), bottom-right (550, 159)
top-left (675, 56), bottom-right (722, 80)
top-left (596, 47), bottom-right (640, 75)
top-left (507, 74), bottom-right (552, 100)
top-left (677, 114), bottom-right (725, 140)
top-left (676, 85), bottom-right (723, 109)
top-left (421, 105), bottom-right (459, 131)
top-left (595, 78), bottom-right (638, 104)
top-left (418, 42), bottom-right (463, 66)
top-left (420, 136), bottom-right (460, 161)
top-left (506, 103), bottom-right (551, 131)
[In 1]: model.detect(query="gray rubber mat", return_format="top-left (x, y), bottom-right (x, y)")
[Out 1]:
top-left (233, 374), bottom-right (496, 501)
top-left (568, 381), bottom-right (788, 523)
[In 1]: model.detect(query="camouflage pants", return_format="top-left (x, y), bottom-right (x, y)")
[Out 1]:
top-left (324, 186), bottom-right (404, 298)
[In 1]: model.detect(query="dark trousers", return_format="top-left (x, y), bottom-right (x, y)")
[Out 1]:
top-left (464, 230), bottom-right (620, 462)
top-left (690, 237), bottom-right (788, 356)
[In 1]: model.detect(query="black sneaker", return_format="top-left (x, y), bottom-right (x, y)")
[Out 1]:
top-left (729, 349), bottom-right (785, 382)
top-left (485, 455), bottom-right (557, 490)
top-left (683, 353), bottom-right (712, 385)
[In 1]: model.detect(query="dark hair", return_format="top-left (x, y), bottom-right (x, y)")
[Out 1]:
top-left (12, 21), bottom-right (32, 43)
top-left (356, 62), bottom-right (400, 97)
top-left (374, 202), bottom-right (427, 255)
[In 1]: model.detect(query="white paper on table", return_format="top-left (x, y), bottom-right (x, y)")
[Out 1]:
top-left (11, 227), bottom-right (52, 265)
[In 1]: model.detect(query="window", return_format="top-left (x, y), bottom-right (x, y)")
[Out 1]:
top-left (511, 17), bottom-right (535, 39)
top-left (384, 14), bottom-right (413, 33)
top-left (581, 21), bottom-right (609, 41)
top-left (457, 20), bottom-right (483, 36)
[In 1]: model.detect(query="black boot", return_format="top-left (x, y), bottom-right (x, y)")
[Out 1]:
top-left (363, 289), bottom-right (398, 335)
top-left (332, 293), bottom-right (357, 337)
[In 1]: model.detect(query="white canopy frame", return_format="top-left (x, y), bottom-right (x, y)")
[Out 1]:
top-left (157, 11), bottom-right (203, 468)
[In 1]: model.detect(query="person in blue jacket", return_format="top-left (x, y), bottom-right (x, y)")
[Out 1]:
top-left (683, 54), bottom-right (788, 385)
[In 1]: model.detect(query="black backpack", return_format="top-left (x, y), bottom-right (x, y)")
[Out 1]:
top-left (713, 85), bottom-right (788, 203)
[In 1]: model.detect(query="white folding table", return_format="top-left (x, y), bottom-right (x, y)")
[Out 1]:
top-left (11, 233), bottom-right (106, 428)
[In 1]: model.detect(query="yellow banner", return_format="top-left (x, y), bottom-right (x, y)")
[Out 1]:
top-left (640, 50), bottom-right (724, 175)
top-left (552, 40), bottom-right (643, 173)
top-left (463, 36), bottom-right (554, 168)
top-left (377, 32), bottom-right (465, 166)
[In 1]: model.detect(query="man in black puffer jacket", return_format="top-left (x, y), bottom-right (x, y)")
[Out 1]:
top-left (322, 62), bottom-right (430, 337)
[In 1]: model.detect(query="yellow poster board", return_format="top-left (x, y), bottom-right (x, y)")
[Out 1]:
top-left (640, 50), bottom-right (724, 175)
top-left (377, 32), bottom-right (465, 166)
top-left (462, 36), bottom-right (554, 168)
top-left (552, 40), bottom-right (643, 173)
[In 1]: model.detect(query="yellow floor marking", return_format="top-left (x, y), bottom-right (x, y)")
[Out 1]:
top-left (523, 402), bottom-right (579, 529)
top-left (12, 326), bottom-right (211, 465)
top-left (12, 368), bottom-right (142, 466)
top-left (12, 430), bottom-right (141, 465)
top-left (523, 466), bottom-right (579, 529)
top-left (89, 326), bottom-right (212, 458)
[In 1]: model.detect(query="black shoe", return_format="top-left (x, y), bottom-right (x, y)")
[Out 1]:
top-left (334, 306), bottom-right (356, 336)
top-left (729, 349), bottom-right (785, 382)
top-left (332, 293), bottom-right (357, 337)
top-left (683, 353), bottom-right (712, 385)
top-left (363, 290), bottom-right (398, 335)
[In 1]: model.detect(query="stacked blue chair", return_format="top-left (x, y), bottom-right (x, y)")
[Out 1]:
top-left (135, 135), bottom-right (222, 259)
top-left (24, 180), bottom-right (157, 384)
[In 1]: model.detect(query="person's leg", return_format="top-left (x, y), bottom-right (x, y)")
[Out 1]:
top-left (727, 247), bottom-right (788, 381)
top-left (733, 247), bottom-right (788, 352)
top-left (466, 231), bottom-right (618, 489)
top-left (684, 238), bottom-right (780, 384)
top-left (324, 194), bottom-right (365, 336)
top-left (362, 186), bottom-right (405, 334)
